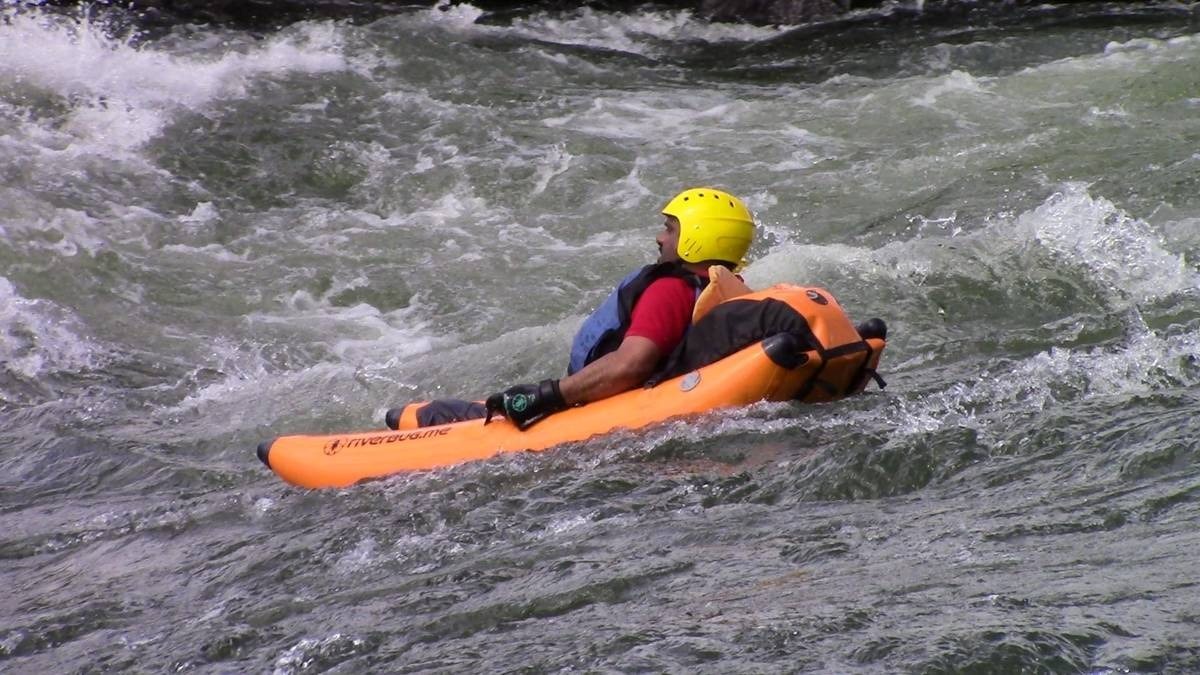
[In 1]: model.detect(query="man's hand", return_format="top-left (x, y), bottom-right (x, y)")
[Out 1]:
top-left (484, 379), bottom-right (567, 430)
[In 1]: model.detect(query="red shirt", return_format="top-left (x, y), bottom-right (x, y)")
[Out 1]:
top-left (624, 277), bottom-right (696, 356)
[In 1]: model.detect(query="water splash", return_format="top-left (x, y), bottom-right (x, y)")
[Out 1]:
top-left (0, 10), bottom-right (348, 152)
top-left (505, 7), bottom-right (785, 55)
top-left (745, 184), bottom-right (1198, 456)
top-left (1015, 183), bottom-right (1196, 307)
top-left (0, 276), bottom-right (99, 386)
top-left (845, 315), bottom-right (1200, 454)
top-left (272, 633), bottom-right (371, 675)
top-left (911, 69), bottom-right (989, 109)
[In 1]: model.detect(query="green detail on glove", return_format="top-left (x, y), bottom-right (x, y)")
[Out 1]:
top-left (484, 379), bottom-right (567, 430)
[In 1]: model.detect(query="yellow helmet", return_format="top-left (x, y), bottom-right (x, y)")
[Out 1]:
top-left (661, 187), bottom-right (755, 267)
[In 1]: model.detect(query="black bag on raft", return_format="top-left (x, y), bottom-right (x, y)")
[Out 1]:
top-left (651, 297), bottom-right (820, 382)
top-left (648, 293), bottom-right (887, 399)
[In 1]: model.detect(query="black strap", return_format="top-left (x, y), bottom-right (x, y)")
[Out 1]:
top-left (793, 358), bottom-right (827, 401)
top-left (822, 341), bottom-right (868, 360)
top-left (870, 371), bottom-right (887, 389)
top-left (799, 339), bottom-right (887, 400)
top-left (845, 340), bottom-right (892, 395)
top-left (593, 262), bottom-right (707, 373)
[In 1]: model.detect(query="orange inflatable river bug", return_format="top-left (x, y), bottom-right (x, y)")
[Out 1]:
top-left (257, 284), bottom-right (886, 489)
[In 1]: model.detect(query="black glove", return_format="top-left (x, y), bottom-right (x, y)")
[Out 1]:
top-left (484, 379), bottom-right (567, 430)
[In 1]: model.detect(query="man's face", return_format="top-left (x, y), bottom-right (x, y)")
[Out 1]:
top-left (657, 215), bottom-right (681, 263)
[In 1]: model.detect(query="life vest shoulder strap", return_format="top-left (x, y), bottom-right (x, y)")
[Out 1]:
top-left (615, 262), bottom-right (706, 325)
top-left (567, 262), bottom-right (707, 375)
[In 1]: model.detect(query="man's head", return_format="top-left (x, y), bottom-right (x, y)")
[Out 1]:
top-left (658, 188), bottom-right (755, 270)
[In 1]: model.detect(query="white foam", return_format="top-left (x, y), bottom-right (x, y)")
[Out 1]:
top-left (750, 183), bottom-right (1195, 309)
top-left (603, 157), bottom-right (656, 210)
top-left (0, 276), bottom-right (99, 381)
top-left (356, 519), bottom-right (474, 574)
top-left (185, 299), bottom-right (439, 401)
top-left (0, 197), bottom-right (108, 257)
top-left (272, 633), bottom-right (369, 675)
top-left (911, 70), bottom-right (989, 108)
top-left (404, 191), bottom-right (490, 230)
top-left (170, 339), bottom-right (277, 410)
top-left (410, 5), bottom-right (784, 57)
top-left (739, 184), bottom-right (1198, 451)
top-left (544, 513), bottom-right (594, 536)
top-left (250, 497), bottom-right (276, 517)
top-left (153, 288), bottom-right (450, 431)
top-left (333, 537), bottom-right (379, 572)
top-left (531, 144), bottom-right (573, 195)
top-left (158, 243), bottom-right (249, 262)
top-left (182, 201), bottom-right (220, 224)
top-left (871, 317), bottom-right (1200, 446)
top-left (1104, 37), bottom-right (1169, 56)
top-left (0, 11), bottom-right (349, 153)
top-left (1014, 183), bottom-right (1197, 306)
top-left (543, 95), bottom-right (753, 141)
top-left (421, 0), bottom-right (487, 30)
top-left (1027, 31), bottom-right (1200, 81)
top-left (744, 239), bottom-right (930, 288)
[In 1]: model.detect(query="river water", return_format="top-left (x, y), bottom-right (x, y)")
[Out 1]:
top-left (2, 2), bottom-right (1199, 672)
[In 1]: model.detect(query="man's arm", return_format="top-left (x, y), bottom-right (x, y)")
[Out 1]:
top-left (557, 335), bottom-right (661, 406)
top-left (484, 277), bottom-right (691, 429)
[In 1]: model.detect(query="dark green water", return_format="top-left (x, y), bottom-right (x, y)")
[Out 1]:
top-left (2, 2), bottom-right (1199, 672)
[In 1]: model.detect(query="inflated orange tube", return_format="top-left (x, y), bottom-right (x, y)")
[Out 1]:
top-left (257, 285), bottom-right (885, 488)
top-left (259, 338), bottom-right (886, 489)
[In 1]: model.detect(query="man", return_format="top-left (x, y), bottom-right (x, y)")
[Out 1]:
top-left (415, 187), bottom-right (756, 430)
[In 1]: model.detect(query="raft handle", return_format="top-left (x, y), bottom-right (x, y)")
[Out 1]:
top-left (762, 332), bottom-right (809, 369)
